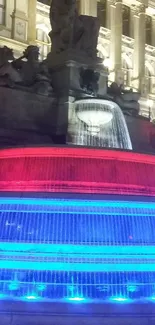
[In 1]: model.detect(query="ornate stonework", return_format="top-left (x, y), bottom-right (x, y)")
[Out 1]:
top-left (131, 4), bottom-right (146, 16)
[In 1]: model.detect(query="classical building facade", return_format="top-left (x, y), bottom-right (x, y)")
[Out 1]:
top-left (0, 0), bottom-right (155, 118)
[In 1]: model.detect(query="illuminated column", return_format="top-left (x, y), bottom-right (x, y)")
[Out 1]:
top-left (80, 0), bottom-right (97, 17)
top-left (27, 0), bottom-right (37, 44)
top-left (132, 4), bottom-right (146, 91)
top-left (109, 0), bottom-right (122, 81)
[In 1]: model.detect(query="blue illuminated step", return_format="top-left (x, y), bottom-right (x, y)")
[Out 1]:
top-left (0, 197), bottom-right (155, 303)
top-left (0, 242), bottom-right (154, 271)
top-left (0, 269), bottom-right (153, 302)
top-left (0, 197), bottom-right (155, 245)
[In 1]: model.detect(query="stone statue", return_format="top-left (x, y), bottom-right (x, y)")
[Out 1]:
top-left (108, 82), bottom-right (140, 116)
top-left (74, 15), bottom-right (100, 58)
top-left (49, 0), bottom-right (77, 53)
top-left (35, 60), bottom-right (53, 96)
top-left (0, 45), bottom-right (52, 96)
top-left (12, 45), bottom-right (40, 86)
top-left (0, 46), bottom-right (21, 87)
top-left (49, 0), bottom-right (100, 58)
top-left (80, 68), bottom-right (100, 96)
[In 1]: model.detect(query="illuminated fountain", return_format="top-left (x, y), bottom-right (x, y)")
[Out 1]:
top-left (0, 0), bottom-right (154, 323)
top-left (69, 99), bottom-right (132, 149)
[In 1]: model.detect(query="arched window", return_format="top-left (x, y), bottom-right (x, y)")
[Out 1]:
top-left (0, 0), bottom-right (5, 25)
top-left (122, 59), bottom-right (130, 87)
top-left (146, 15), bottom-right (152, 46)
top-left (122, 5), bottom-right (130, 37)
top-left (36, 28), bottom-right (50, 60)
top-left (97, 0), bottom-right (106, 28)
top-left (145, 66), bottom-right (152, 94)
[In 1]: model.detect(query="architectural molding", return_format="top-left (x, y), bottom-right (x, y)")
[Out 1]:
top-left (109, 0), bottom-right (122, 6)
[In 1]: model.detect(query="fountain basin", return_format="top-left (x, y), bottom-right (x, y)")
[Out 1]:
top-left (76, 99), bottom-right (113, 135)
top-left (72, 98), bottom-right (132, 149)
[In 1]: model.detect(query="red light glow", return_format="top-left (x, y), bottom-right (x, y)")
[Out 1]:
top-left (0, 147), bottom-right (154, 196)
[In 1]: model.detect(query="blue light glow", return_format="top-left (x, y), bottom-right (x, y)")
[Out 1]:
top-left (24, 295), bottom-right (39, 301)
top-left (127, 284), bottom-right (138, 292)
top-left (111, 297), bottom-right (129, 303)
top-left (8, 281), bottom-right (19, 291)
top-left (0, 294), bottom-right (7, 299)
top-left (37, 284), bottom-right (46, 291)
top-left (150, 296), bottom-right (155, 301)
top-left (67, 297), bottom-right (86, 302)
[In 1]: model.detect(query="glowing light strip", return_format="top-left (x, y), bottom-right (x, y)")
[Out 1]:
top-left (0, 197), bottom-right (155, 210)
top-left (0, 252), bottom-right (154, 263)
top-left (0, 242), bottom-right (155, 255)
top-left (0, 260), bottom-right (154, 272)
top-left (0, 147), bottom-right (154, 163)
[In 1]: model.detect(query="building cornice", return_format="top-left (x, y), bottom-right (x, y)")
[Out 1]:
top-left (0, 36), bottom-right (27, 52)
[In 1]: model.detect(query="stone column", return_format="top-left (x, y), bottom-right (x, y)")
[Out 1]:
top-left (80, 0), bottom-right (97, 17)
top-left (129, 6), bottom-right (135, 39)
top-left (5, 0), bottom-right (14, 30)
top-left (106, 0), bottom-right (111, 29)
top-left (27, 0), bottom-right (37, 44)
top-left (109, 0), bottom-right (122, 81)
top-left (132, 4), bottom-right (146, 91)
top-left (151, 15), bottom-right (155, 47)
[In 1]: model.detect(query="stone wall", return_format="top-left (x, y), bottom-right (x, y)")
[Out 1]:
top-left (0, 87), bottom-right (68, 146)
top-left (0, 301), bottom-right (154, 325)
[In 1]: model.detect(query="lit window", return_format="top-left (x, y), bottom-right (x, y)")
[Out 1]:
top-left (97, 0), bottom-right (106, 28)
top-left (146, 15), bottom-right (152, 46)
top-left (36, 29), bottom-right (50, 60)
top-left (0, 0), bottom-right (5, 25)
top-left (122, 5), bottom-right (130, 37)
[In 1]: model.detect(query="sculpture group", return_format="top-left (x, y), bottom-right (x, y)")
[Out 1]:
top-left (0, 45), bottom-right (52, 96)
top-left (0, 0), bottom-right (140, 116)
top-left (49, 0), bottom-right (100, 58)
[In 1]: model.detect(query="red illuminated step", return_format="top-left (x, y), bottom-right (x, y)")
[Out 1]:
top-left (0, 147), bottom-right (154, 196)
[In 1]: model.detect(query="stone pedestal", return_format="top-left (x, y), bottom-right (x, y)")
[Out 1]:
top-left (47, 50), bottom-right (108, 97)
top-left (47, 49), bottom-right (108, 146)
